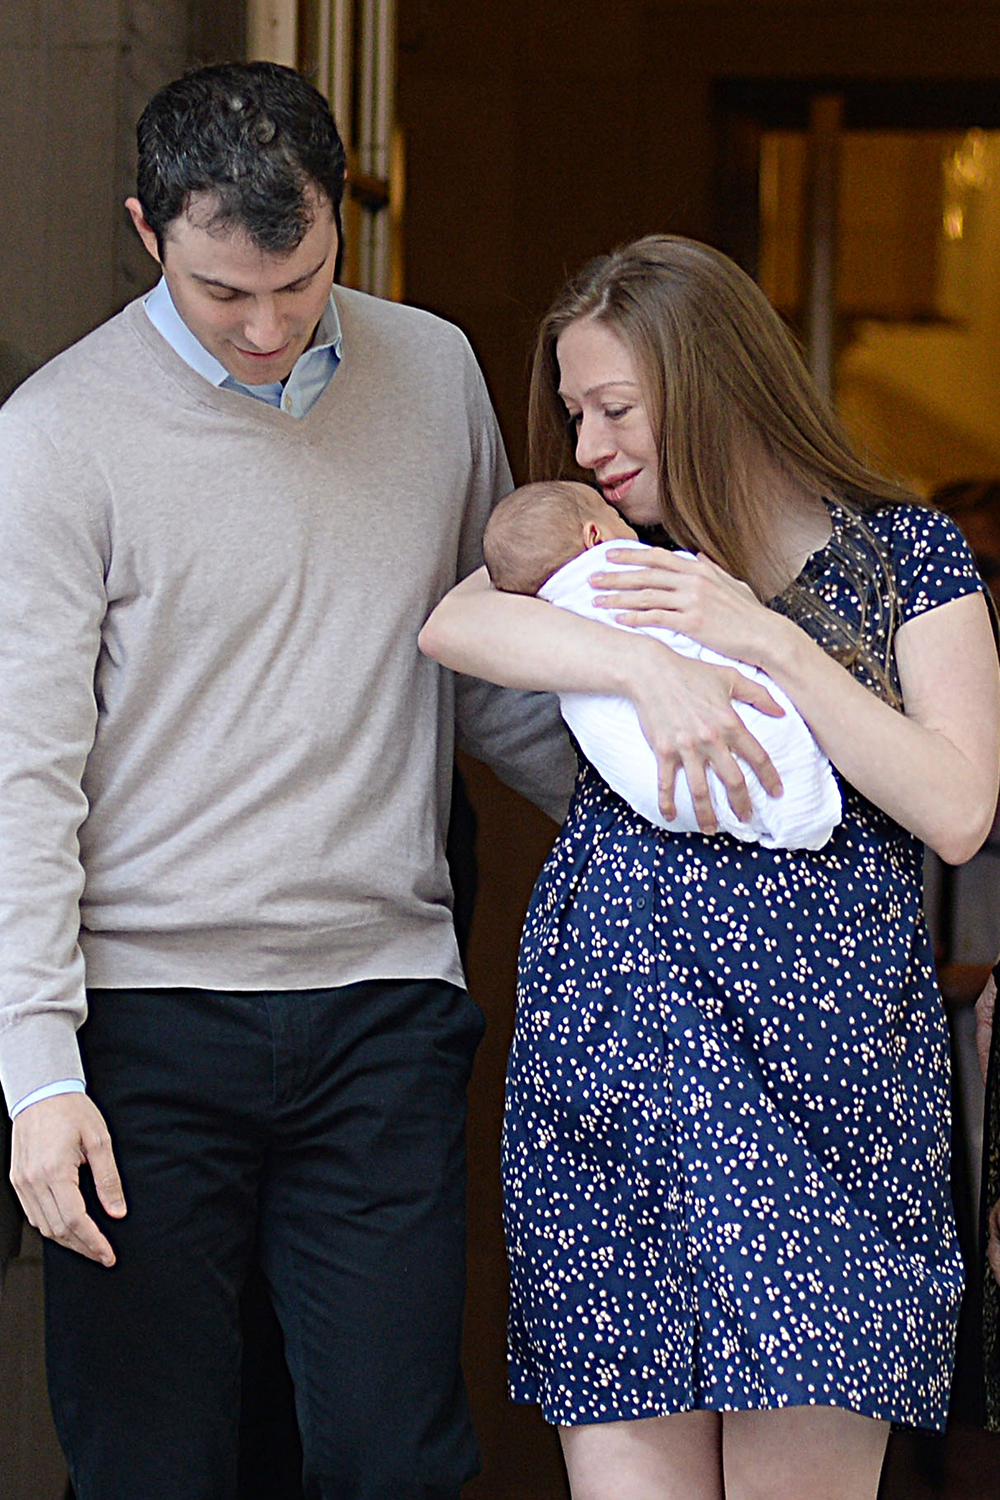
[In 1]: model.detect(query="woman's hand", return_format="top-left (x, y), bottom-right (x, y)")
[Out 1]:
top-left (625, 638), bottom-right (784, 833)
top-left (419, 566), bottom-right (785, 833)
top-left (977, 966), bottom-right (996, 1084)
top-left (988, 1199), bottom-right (1000, 1289)
top-left (590, 547), bottom-right (783, 666)
top-left (980, 964), bottom-right (1000, 1288)
top-left (588, 550), bottom-right (1000, 863)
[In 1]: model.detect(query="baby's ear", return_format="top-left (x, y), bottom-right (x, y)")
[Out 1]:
top-left (582, 520), bottom-right (604, 550)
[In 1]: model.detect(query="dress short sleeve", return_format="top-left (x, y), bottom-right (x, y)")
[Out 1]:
top-left (875, 504), bottom-right (985, 625)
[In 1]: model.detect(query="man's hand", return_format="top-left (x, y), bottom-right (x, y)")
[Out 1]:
top-left (10, 1094), bottom-right (126, 1266)
top-left (976, 966), bottom-right (996, 1085)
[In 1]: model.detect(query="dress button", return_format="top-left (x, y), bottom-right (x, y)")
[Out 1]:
top-left (635, 896), bottom-right (646, 910)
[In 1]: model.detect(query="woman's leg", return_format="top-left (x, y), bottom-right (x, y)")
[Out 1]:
top-left (559, 1411), bottom-right (723, 1500)
top-left (722, 1405), bottom-right (890, 1500)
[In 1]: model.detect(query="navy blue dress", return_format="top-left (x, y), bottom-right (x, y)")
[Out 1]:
top-left (503, 502), bottom-right (981, 1431)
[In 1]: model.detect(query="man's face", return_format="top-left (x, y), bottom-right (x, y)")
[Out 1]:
top-left (126, 191), bottom-right (339, 385)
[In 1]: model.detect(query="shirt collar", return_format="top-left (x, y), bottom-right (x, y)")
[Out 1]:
top-left (143, 278), bottom-right (343, 415)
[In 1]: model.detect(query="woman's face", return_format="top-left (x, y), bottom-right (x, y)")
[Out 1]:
top-left (555, 317), bottom-right (661, 527)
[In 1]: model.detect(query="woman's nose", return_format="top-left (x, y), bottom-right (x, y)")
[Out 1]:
top-left (575, 414), bottom-right (611, 470)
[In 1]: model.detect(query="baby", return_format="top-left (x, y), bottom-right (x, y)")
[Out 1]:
top-left (483, 480), bottom-right (842, 849)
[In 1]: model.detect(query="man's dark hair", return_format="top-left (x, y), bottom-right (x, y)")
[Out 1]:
top-left (136, 61), bottom-right (346, 256)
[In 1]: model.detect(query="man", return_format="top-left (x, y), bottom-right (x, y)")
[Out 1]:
top-left (0, 62), bottom-right (573, 1499)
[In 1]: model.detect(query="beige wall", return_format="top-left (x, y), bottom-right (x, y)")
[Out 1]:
top-left (0, 0), bottom-right (243, 365)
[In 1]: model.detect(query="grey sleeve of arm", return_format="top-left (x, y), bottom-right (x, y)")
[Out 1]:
top-left (450, 346), bottom-right (576, 824)
top-left (455, 674), bottom-right (576, 824)
top-left (0, 414), bottom-right (105, 1111)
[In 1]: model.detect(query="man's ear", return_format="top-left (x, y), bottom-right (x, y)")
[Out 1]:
top-left (582, 520), bottom-right (604, 550)
top-left (125, 197), bottom-right (162, 264)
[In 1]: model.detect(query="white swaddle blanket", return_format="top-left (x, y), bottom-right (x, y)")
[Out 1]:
top-left (538, 541), bottom-right (842, 849)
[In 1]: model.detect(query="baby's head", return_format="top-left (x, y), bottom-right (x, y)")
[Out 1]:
top-left (483, 480), bottom-right (639, 595)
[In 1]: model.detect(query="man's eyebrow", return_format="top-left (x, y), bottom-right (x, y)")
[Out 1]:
top-left (190, 255), bottom-right (329, 294)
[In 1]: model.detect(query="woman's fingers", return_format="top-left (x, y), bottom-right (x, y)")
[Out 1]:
top-left (676, 749), bottom-right (721, 833)
top-left (655, 751), bottom-right (680, 821)
top-left (976, 976), bottom-right (996, 1084)
top-left (593, 587), bottom-right (675, 611)
top-left (729, 673), bottom-right (784, 719)
top-left (654, 721), bottom-right (762, 828)
top-left (706, 745), bottom-right (755, 824)
top-left (602, 545), bottom-right (698, 573)
top-left (635, 652), bottom-right (785, 826)
top-left (989, 1199), bottom-right (1000, 1288)
top-left (651, 726), bottom-right (730, 830)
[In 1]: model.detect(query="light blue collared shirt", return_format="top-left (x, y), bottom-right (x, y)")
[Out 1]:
top-left (143, 276), bottom-right (343, 418)
top-left (9, 279), bottom-right (344, 1119)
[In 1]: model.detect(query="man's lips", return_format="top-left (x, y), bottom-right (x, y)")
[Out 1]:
top-left (600, 471), bottom-right (640, 504)
top-left (236, 344), bottom-right (290, 361)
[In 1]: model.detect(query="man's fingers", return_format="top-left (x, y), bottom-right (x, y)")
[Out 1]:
top-left (16, 1165), bottom-right (118, 1266)
top-left (39, 1179), bottom-right (118, 1266)
top-left (10, 1094), bottom-right (125, 1265)
top-left (85, 1128), bottom-right (127, 1219)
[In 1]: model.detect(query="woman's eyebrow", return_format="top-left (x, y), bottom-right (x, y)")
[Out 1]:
top-left (558, 380), bottom-right (641, 401)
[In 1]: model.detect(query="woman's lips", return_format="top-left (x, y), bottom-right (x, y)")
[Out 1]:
top-left (600, 471), bottom-right (639, 505)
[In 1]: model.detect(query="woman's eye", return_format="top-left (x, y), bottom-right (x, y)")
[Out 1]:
top-left (605, 406), bottom-right (630, 421)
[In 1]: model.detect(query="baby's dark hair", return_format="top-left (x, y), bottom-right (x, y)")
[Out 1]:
top-left (484, 481), bottom-right (602, 595)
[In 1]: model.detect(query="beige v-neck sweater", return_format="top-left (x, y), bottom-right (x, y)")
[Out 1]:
top-left (0, 287), bottom-right (573, 1108)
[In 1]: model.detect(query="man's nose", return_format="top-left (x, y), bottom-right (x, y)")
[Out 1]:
top-left (243, 299), bottom-right (285, 351)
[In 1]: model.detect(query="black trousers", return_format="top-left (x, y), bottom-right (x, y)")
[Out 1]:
top-left (44, 980), bottom-right (484, 1500)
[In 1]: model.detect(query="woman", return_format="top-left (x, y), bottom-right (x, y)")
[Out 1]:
top-left (419, 236), bottom-right (1000, 1500)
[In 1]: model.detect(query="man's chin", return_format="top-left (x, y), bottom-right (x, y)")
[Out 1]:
top-left (224, 348), bottom-right (296, 384)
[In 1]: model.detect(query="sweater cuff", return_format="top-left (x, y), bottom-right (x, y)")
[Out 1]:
top-left (0, 1012), bottom-right (85, 1118)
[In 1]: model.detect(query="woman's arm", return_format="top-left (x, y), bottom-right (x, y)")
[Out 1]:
top-left (592, 549), bottom-right (1000, 863)
top-left (764, 592), bottom-right (997, 861)
top-left (419, 567), bottom-right (785, 834)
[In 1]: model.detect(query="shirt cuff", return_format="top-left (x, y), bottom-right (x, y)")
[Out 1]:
top-left (10, 1078), bottom-right (87, 1119)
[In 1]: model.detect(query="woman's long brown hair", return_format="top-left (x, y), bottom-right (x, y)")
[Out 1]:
top-left (528, 235), bottom-right (919, 700)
